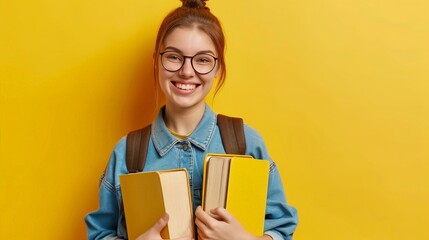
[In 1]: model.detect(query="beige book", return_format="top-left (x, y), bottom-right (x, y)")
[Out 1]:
top-left (203, 156), bottom-right (232, 211)
top-left (202, 154), bottom-right (270, 236)
top-left (120, 169), bottom-right (194, 240)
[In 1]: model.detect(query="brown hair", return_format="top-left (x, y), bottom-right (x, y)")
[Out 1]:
top-left (154, 0), bottom-right (226, 96)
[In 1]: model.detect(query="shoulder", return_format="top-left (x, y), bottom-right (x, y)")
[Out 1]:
top-left (243, 124), bottom-right (281, 175)
top-left (243, 123), bottom-right (264, 141)
top-left (102, 136), bottom-right (128, 185)
top-left (115, 136), bottom-right (127, 151)
top-left (243, 123), bottom-right (271, 160)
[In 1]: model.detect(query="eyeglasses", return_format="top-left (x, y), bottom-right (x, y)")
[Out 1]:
top-left (160, 51), bottom-right (218, 75)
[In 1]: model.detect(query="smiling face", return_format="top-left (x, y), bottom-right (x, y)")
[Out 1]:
top-left (158, 26), bottom-right (219, 112)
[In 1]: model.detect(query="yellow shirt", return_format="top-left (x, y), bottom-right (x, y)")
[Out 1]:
top-left (167, 127), bottom-right (191, 141)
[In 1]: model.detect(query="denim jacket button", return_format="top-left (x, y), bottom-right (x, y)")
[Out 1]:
top-left (183, 144), bottom-right (188, 151)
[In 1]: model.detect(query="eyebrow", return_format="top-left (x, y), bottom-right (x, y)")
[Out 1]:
top-left (163, 46), bottom-right (216, 56)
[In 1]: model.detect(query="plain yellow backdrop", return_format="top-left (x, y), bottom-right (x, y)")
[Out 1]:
top-left (1, 0), bottom-right (428, 239)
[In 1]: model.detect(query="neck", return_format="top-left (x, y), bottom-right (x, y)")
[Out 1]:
top-left (164, 103), bottom-right (206, 136)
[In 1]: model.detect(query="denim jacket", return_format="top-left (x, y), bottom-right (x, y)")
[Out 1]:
top-left (85, 105), bottom-right (298, 240)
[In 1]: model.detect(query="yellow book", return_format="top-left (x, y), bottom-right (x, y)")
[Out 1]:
top-left (202, 154), bottom-right (270, 236)
top-left (119, 169), bottom-right (194, 240)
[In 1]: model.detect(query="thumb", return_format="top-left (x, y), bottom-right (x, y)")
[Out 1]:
top-left (152, 213), bottom-right (169, 232)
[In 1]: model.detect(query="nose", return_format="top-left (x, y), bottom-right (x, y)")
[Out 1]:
top-left (179, 58), bottom-right (195, 78)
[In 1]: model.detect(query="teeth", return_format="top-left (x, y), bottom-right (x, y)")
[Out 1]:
top-left (175, 83), bottom-right (196, 90)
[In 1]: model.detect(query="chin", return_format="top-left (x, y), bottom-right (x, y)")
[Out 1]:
top-left (170, 99), bottom-right (205, 110)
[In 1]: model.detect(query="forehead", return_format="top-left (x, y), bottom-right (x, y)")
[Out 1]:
top-left (162, 27), bottom-right (217, 55)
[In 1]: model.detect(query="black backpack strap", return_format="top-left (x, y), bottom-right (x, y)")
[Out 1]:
top-left (217, 114), bottom-right (246, 155)
top-left (126, 125), bottom-right (151, 173)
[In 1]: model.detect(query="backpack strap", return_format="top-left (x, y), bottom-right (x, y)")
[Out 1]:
top-left (125, 114), bottom-right (246, 173)
top-left (217, 114), bottom-right (246, 155)
top-left (126, 125), bottom-right (151, 173)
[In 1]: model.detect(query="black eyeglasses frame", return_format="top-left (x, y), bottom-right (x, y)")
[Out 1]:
top-left (159, 51), bottom-right (218, 75)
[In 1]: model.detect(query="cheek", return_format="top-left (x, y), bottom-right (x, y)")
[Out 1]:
top-left (201, 75), bottom-right (216, 88)
top-left (158, 68), bottom-right (173, 84)
top-left (157, 70), bottom-right (171, 94)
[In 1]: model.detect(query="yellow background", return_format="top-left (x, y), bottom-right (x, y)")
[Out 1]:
top-left (1, 0), bottom-right (428, 239)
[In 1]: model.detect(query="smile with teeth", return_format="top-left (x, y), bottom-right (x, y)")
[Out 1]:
top-left (174, 82), bottom-right (198, 90)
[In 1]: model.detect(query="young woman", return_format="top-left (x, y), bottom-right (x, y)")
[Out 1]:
top-left (85, 0), bottom-right (298, 239)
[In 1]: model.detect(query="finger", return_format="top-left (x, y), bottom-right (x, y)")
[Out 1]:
top-left (196, 226), bottom-right (207, 240)
top-left (195, 206), bottom-right (212, 226)
top-left (152, 212), bottom-right (169, 232)
top-left (195, 216), bottom-right (207, 231)
top-left (210, 207), bottom-right (233, 222)
top-left (207, 210), bottom-right (223, 221)
top-left (195, 213), bottom-right (212, 239)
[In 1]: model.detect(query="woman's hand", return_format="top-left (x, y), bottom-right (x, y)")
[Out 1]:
top-left (135, 213), bottom-right (169, 240)
top-left (135, 213), bottom-right (193, 240)
top-left (195, 206), bottom-right (272, 240)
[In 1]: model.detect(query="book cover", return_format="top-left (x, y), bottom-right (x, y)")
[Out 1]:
top-left (202, 154), bottom-right (270, 236)
top-left (119, 168), bottom-right (194, 240)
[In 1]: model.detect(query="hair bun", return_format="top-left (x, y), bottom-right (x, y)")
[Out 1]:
top-left (181, 0), bottom-right (208, 9)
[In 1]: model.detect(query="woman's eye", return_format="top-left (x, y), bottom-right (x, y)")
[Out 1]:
top-left (195, 56), bottom-right (212, 64)
top-left (166, 53), bottom-right (182, 62)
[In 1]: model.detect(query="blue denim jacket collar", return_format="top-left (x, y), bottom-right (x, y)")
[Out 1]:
top-left (151, 104), bottom-right (216, 157)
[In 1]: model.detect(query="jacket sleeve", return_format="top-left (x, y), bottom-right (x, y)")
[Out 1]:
top-left (85, 138), bottom-right (127, 240)
top-left (244, 125), bottom-right (299, 240)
